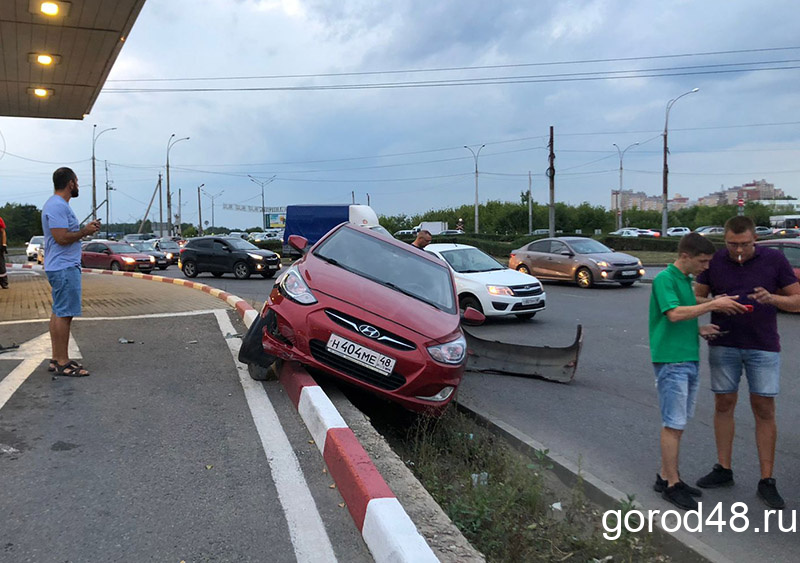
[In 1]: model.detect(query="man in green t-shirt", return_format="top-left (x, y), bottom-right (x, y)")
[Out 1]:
top-left (649, 233), bottom-right (746, 510)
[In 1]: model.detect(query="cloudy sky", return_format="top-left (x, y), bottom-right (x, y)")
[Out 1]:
top-left (2, 0), bottom-right (800, 230)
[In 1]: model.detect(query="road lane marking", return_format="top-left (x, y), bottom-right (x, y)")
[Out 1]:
top-left (213, 310), bottom-right (337, 563)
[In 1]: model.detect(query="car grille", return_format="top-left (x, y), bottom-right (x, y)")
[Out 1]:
top-left (309, 339), bottom-right (406, 390)
top-left (511, 301), bottom-right (546, 312)
top-left (324, 309), bottom-right (416, 351)
top-left (611, 261), bottom-right (639, 267)
top-left (509, 283), bottom-right (544, 297)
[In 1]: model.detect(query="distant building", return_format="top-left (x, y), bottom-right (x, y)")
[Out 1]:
top-left (611, 189), bottom-right (691, 212)
top-left (610, 179), bottom-right (793, 211)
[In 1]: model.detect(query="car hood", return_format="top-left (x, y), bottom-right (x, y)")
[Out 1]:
top-left (298, 259), bottom-right (460, 342)
top-left (581, 252), bottom-right (639, 264)
top-left (247, 249), bottom-right (277, 258)
top-left (117, 252), bottom-right (153, 260)
top-left (454, 268), bottom-right (540, 285)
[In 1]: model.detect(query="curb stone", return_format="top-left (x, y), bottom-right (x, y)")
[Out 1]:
top-left (5, 262), bottom-right (443, 563)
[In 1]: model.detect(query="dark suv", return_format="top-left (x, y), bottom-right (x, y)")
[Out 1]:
top-left (179, 236), bottom-right (281, 279)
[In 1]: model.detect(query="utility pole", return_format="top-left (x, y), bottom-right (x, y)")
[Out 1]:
top-left (197, 184), bottom-right (205, 236)
top-left (248, 175), bottom-right (276, 231)
top-left (351, 191), bottom-right (355, 204)
top-left (92, 125), bottom-right (116, 221)
top-left (104, 160), bottom-right (115, 231)
top-left (464, 144), bottom-right (485, 234)
top-left (367, 193), bottom-right (370, 206)
top-left (157, 173), bottom-right (163, 237)
top-left (547, 126), bottom-right (556, 237)
top-left (139, 176), bottom-right (161, 234)
top-left (528, 171), bottom-right (533, 235)
top-left (166, 134), bottom-right (190, 236)
top-left (178, 189), bottom-right (182, 237)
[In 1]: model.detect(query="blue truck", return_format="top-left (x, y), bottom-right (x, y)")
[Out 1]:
top-left (282, 204), bottom-right (388, 254)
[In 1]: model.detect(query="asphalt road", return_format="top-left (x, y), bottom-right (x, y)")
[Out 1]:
top-left (459, 280), bottom-right (800, 562)
top-left (0, 309), bottom-right (371, 562)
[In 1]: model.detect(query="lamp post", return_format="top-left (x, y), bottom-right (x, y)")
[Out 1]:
top-left (201, 188), bottom-right (224, 231)
top-left (248, 175), bottom-right (276, 230)
top-left (662, 88), bottom-right (699, 235)
top-left (167, 134), bottom-right (190, 235)
top-left (612, 142), bottom-right (639, 230)
top-left (197, 183), bottom-right (205, 235)
top-left (463, 144), bottom-right (485, 234)
top-left (92, 124), bottom-right (116, 221)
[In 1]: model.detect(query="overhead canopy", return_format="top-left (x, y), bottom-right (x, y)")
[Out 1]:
top-left (0, 0), bottom-right (146, 120)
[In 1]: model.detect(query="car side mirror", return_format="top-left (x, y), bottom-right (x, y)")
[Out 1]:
top-left (103, 249), bottom-right (112, 254)
top-left (461, 306), bottom-right (485, 326)
top-left (560, 250), bottom-right (573, 257)
top-left (288, 235), bottom-right (308, 253)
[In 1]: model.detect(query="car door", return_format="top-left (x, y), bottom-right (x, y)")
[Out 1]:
top-left (210, 239), bottom-right (234, 272)
top-left (520, 240), bottom-right (553, 278)
top-left (546, 241), bottom-right (576, 279)
top-left (82, 243), bottom-right (102, 268)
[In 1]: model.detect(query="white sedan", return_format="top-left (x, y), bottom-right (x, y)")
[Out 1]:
top-left (425, 243), bottom-right (546, 320)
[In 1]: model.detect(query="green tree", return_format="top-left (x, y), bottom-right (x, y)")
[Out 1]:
top-left (0, 203), bottom-right (42, 244)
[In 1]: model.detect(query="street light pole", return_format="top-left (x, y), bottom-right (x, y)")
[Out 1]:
top-left (248, 175), bottom-right (276, 230)
top-left (612, 142), bottom-right (639, 230)
top-left (463, 144), bottom-right (485, 234)
top-left (167, 134), bottom-right (190, 235)
top-left (197, 183), bottom-right (205, 236)
top-left (661, 88), bottom-right (699, 235)
top-left (92, 124), bottom-right (116, 221)
top-left (201, 188), bottom-right (224, 230)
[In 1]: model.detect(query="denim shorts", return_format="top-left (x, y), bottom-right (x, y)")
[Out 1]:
top-left (653, 362), bottom-right (699, 430)
top-left (46, 266), bottom-right (82, 318)
top-left (709, 346), bottom-right (780, 397)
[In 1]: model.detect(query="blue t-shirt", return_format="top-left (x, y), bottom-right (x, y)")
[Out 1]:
top-left (42, 194), bottom-right (81, 271)
top-left (696, 246), bottom-right (797, 352)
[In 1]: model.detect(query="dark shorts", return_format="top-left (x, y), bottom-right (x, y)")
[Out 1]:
top-left (46, 266), bottom-right (82, 317)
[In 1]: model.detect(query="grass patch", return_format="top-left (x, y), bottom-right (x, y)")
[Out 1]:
top-left (623, 250), bottom-right (674, 265)
top-left (388, 408), bottom-right (666, 562)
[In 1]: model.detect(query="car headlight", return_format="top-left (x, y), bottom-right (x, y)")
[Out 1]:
top-left (149, 256), bottom-right (156, 263)
top-left (594, 260), bottom-right (609, 267)
top-left (637, 259), bottom-right (643, 267)
top-left (275, 253), bottom-right (281, 261)
top-left (123, 256), bottom-right (136, 264)
top-left (486, 285), bottom-right (514, 296)
top-left (427, 335), bottom-right (467, 365)
top-left (166, 252), bottom-right (173, 259)
top-left (248, 252), bottom-right (264, 260)
top-left (279, 266), bottom-right (317, 305)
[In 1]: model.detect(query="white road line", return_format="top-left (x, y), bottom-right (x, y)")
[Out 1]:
top-left (0, 333), bottom-right (51, 411)
top-left (213, 310), bottom-right (337, 563)
top-left (0, 309), bottom-right (226, 326)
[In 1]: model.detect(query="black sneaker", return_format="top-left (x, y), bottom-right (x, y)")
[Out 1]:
top-left (696, 464), bottom-right (734, 488)
top-left (654, 474), bottom-right (702, 497)
top-left (757, 478), bottom-right (785, 509)
top-left (662, 483), bottom-right (699, 510)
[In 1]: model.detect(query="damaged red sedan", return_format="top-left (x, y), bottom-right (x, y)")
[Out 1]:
top-left (239, 223), bottom-right (477, 412)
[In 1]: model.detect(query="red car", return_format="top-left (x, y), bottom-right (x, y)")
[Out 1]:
top-left (755, 238), bottom-right (800, 281)
top-left (81, 240), bottom-right (156, 273)
top-left (239, 223), bottom-right (481, 413)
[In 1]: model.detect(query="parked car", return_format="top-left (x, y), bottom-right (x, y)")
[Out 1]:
top-left (248, 232), bottom-right (282, 243)
top-left (121, 233), bottom-right (156, 243)
top-left (609, 228), bottom-right (639, 237)
top-left (667, 227), bottom-right (691, 237)
top-left (425, 243), bottom-right (545, 320)
top-left (36, 245), bottom-right (44, 265)
top-left (636, 228), bottom-right (661, 237)
top-left (26, 235), bottom-right (44, 260)
top-left (755, 239), bottom-right (800, 280)
top-left (532, 229), bottom-right (550, 235)
top-left (509, 237), bottom-right (644, 288)
top-left (228, 231), bottom-right (249, 240)
top-left (755, 226), bottom-right (773, 236)
top-left (130, 241), bottom-right (169, 270)
top-left (238, 223), bottom-right (480, 413)
top-left (394, 229), bottom-right (415, 236)
top-left (178, 236), bottom-right (281, 279)
top-left (151, 238), bottom-right (182, 265)
top-left (771, 228), bottom-right (800, 238)
top-left (695, 226), bottom-right (724, 236)
top-left (437, 229), bottom-right (465, 236)
top-left (81, 241), bottom-right (155, 273)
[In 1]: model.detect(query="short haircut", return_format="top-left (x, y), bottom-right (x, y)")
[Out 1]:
top-left (417, 230), bottom-right (432, 237)
top-left (53, 167), bottom-right (76, 191)
top-left (678, 232), bottom-right (716, 257)
top-left (724, 215), bottom-right (756, 235)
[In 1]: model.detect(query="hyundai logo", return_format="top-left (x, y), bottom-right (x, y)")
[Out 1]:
top-left (358, 324), bottom-right (381, 339)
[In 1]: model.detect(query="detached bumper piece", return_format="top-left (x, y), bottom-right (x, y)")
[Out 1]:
top-left (464, 324), bottom-right (583, 384)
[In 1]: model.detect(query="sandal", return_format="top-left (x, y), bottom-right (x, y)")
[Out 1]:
top-left (48, 359), bottom-right (83, 372)
top-left (54, 360), bottom-right (90, 377)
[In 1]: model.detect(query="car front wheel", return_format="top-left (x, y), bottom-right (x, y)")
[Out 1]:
top-left (233, 261), bottom-right (252, 280)
top-left (110, 261), bottom-right (121, 271)
top-left (459, 295), bottom-right (483, 314)
top-left (182, 260), bottom-right (198, 278)
top-left (576, 267), bottom-right (593, 289)
top-left (516, 264), bottom-right (531, 275)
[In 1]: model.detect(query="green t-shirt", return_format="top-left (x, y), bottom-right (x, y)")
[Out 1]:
top-left (649, 264), bottom-right (699, 363)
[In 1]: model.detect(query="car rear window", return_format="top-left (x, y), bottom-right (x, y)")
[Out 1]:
top-left (314, 227), bottom-right (456, 313)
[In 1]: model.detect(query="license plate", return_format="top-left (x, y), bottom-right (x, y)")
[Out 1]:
top-left (521, 297), bottom-right (540, 306)
top-left (269, 264), bottom-right (279, 269)
top-left (622, 270), bottom-right (638, 276)
top-left (326, 333), bottom-right (396, 376)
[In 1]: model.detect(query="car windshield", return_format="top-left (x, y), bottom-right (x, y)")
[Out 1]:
top-left (133, 242), bottom-right (156, 251)
top-left (568, 239), bottom-right (613, 254)
top-left (30, 236), bottom-right (44, 244)
top-left (226, 238), bottom-right (258, 250)
top-left (108, 243), bottom-right (138, 253)
top-left (314, 227), bottom-right (455, 313)
top-left (159, 240), bottom-right (180, 250)
top-left (439, 247), bottom-right (504, 273)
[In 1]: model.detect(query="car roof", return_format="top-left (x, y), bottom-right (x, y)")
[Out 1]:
top-left (757, 238), bottom-right (800, 244)
top-left (426, 243), bottom-right (476, 252)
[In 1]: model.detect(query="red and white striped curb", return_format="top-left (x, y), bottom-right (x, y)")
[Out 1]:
top-left (8, 262), bottom-right (438, 562)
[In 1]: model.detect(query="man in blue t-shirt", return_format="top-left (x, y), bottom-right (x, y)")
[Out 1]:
top-left (41, 167), bottom-right (101, 377)
top-left (694, 215), bottom-right (800, 509)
